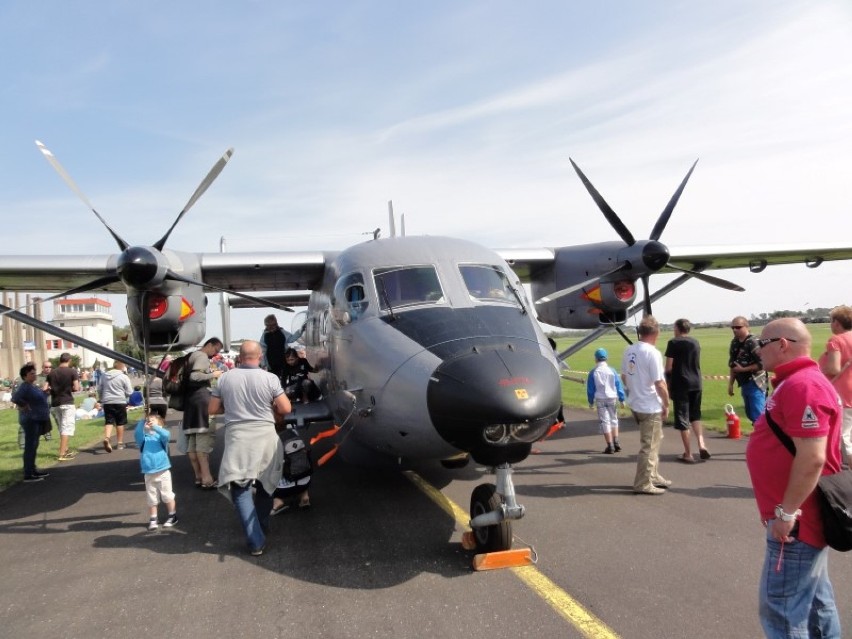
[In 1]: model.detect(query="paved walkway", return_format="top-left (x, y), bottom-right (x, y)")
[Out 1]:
top-left (1, 409), bottom-right (850, 639)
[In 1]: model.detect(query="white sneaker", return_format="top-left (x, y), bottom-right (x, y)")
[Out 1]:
top-left (148, 519), bottom-right (159, 531)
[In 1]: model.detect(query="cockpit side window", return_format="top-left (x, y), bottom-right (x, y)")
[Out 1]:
top-left (374, 265), bottom-right (443, 310)
top-left (332, 273), bottom-right (368, 322)
top-left (459, 264), bottom-right (518, 304)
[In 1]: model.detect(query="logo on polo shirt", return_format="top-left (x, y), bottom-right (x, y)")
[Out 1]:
top-left (801, 405), bottom-right (819, 429)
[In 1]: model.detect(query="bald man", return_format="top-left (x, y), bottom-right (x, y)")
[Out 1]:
top-left (209, 340), bottom-right (291, 556)
top-left (745, 318), bottom-right (843, 638)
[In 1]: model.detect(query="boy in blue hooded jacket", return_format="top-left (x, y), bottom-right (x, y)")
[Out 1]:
top-left (586, 348), bottom-right (626, 454)
top-left (135, 414), bottom-right (178, 531)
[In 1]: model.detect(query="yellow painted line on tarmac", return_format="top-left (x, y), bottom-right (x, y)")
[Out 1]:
top-left (404, 471), bottom-right (620, 639)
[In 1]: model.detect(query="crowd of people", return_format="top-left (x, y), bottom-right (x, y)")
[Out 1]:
top-left (9, 306), bottom-right (851, 634)
top-left (592, 308), bottom-right (850, 637)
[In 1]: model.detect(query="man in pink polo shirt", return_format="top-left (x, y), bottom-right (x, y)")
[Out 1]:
top-left (745, 317), bottom-right (842, 638)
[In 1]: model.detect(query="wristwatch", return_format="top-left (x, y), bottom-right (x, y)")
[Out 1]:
top-left (774, 505), bottom-right (802, 522)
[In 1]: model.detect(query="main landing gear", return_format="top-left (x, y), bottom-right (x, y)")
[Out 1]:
top-left (468, 463), bottom-right (524, 553)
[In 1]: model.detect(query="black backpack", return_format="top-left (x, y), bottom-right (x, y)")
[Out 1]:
top-left (163, 354), bottom-right (191, 395)
top-left (281, 428), bottom-right (312, 482)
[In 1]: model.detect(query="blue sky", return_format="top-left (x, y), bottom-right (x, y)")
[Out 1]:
top-left (1, 1), bottom-right (850, 342)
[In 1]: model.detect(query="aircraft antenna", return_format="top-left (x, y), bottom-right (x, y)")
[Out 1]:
top-left (400, 213), bottom-right (405, 237)
top-left (388, 200), bottom-right (396, 238)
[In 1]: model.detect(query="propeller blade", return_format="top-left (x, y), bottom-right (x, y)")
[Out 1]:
top-left (534, 264), bottom-right (628, 306)
top-left (649, 159), bottom-right (699, 241)
top-left (614, 323), bottom-right (634, 346)
top-left (140, 290), bottom-right (152, 405)
top-left (0, 301), bottom-right (152, 373)
top-left (40, 275), bottom-right (122, 303)
top-left (35, 140), bottom-right (130, 251)
top-left (164, 270), bottom-right (295, 313)
top-left (0, 275), bottom-right (121, 318)
top-left (569, 158), bottom-right (635, 246)
top-left (666, 263), bottom-right (744, 292)
top-left (641, 275), bottom-right (652, 316)
top-left (153, 148), bottom-right (234, 251)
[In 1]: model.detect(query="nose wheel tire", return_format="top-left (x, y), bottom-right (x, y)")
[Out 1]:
top-left (470, 483), bottom-right (512, 552)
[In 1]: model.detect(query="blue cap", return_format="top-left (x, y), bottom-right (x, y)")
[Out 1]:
top-left (594, 348), bottom-right (608, 361)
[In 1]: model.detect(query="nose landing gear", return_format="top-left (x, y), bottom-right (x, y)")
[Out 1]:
top-left (468, 463), bottom-right (524, 553)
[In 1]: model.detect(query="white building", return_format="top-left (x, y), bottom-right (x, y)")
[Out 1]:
top-left (47, 297), bottom-right (115, 369)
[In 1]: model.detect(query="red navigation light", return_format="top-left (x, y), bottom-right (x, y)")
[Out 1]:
top-left (613, 280), bottom-right (635, 302)
top-left (148, 294), bottom-right (168, 319)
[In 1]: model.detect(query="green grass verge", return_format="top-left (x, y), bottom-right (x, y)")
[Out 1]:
top-left (554, 324), bottom-right (832, 436)
top-left (0, 394), bottom-right (114, 490)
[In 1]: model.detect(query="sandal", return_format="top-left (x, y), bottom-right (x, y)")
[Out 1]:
top-left (677, 454), bottom-right (696, 464)
top-left (271, 503), bottom-right (290, 516)
top-left (194, 479), bottom-right (203, 488)
top-left (298, 498), bottom-right (311, 510)
top-left (200, 481), bottom-right (219, 490)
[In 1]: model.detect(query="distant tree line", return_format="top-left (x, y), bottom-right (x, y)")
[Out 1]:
top-left (750, 307), bottom-right (832, 323)
top-left (546, 307), bottom-right (835, 338)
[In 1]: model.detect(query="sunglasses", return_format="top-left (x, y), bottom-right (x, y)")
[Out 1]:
top-left (757, 337), bottom-right (798, 348)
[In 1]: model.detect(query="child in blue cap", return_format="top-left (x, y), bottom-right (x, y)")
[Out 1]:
top-left (135, 413), bottom-right (178, 531)
top-left (587, 348), bottom-right (626, 454)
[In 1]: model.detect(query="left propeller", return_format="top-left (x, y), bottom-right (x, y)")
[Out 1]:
top-left (536, 158), bottom-right (744, 315)
top-left (32, 141), bottom-right (294, 313)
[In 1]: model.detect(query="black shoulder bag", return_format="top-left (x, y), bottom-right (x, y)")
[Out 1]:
top-left (764, 409), bottom-right (852, 551)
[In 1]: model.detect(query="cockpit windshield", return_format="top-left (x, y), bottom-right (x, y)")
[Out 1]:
top-left (459, 264), bottom-right (519, 305)
top-left (374, 265), bottom-right (443, 310)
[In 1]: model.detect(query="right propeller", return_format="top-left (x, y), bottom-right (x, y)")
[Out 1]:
top-left (539, 158), bottom-right (744, 315)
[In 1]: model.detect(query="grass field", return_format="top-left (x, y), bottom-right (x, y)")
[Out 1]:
top-left (554, 324), bottom-right (832, 436)
top-left (0, 395), bottom-right (112, 490)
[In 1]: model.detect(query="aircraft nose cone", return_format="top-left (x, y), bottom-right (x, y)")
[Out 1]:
top-left (427, 345), bottom-right (562, 466)
top-left (116, 246), bottom-right (161, 288)
top-left (642, 240), bottom-right (670, 272)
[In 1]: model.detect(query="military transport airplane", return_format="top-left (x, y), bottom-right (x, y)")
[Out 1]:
top-left (1, 142), bottom-right (850, 553)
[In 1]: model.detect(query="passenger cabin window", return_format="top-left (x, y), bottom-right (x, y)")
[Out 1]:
top-left (332, 273), bottom-right (368, 322)
top-left (460, 264), bottom-right (518, 304)
top-left (374, 265), bottom-right (443, 310)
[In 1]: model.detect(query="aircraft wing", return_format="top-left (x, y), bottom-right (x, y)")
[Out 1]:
top-left (663, 243), bottom-right (852, 272)
top-left (225, 292), bottom-right (313, 309)
top-left (0, 255), bottom-right (119, 292)
top-left (0, 251), bottom-right (331, 294)
top-left (497, 243), bottom-right (852, 281)
top-left (199, 251), bottom-right (330, 291)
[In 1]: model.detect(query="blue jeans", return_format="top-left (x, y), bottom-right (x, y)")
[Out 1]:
top-left (741, 379), bottom-right (766, 423)
top-left (759, 524), bottom-right (840, 638)
top-left (230, 481), bottom-right (272, 552)
top-left (21, 419), bottom-right (42, 477)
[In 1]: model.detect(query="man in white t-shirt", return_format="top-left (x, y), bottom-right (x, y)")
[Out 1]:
top-left (621, 316), bottom-right (671, 495)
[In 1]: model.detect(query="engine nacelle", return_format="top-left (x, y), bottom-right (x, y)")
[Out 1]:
top-left (531, 242), bottom-right (638, 329)
top-left (126, 288), bottom-right (207, 349)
